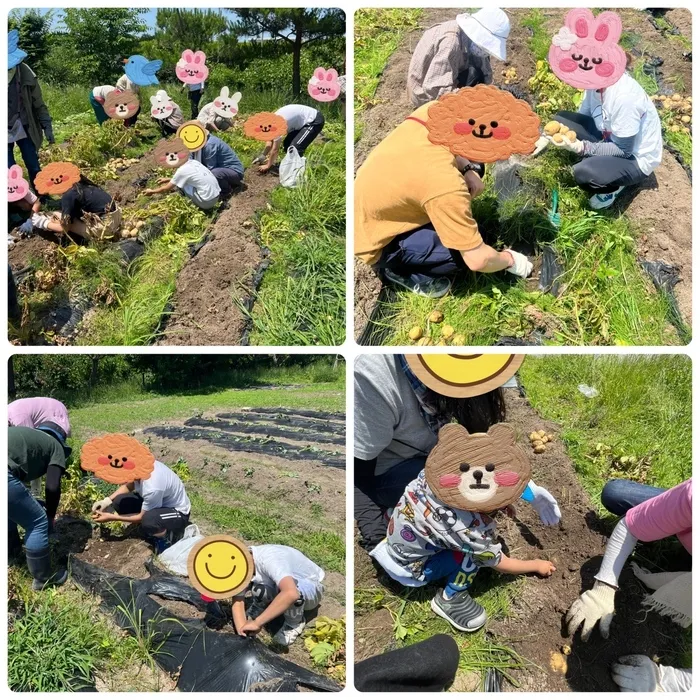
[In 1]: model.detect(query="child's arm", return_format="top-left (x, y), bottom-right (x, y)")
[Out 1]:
top-left (260, 139), bottom-right (280, 172)
top-left (240, 576), bottom-right (299, 634)
top-left (494, 554), bottom-right (556, 577)
top-left (231, 596), bottom-right (247, 636)
top-left (144, 181), bottom-right (176, 196)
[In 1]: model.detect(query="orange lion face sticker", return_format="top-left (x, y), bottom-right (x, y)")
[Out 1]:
top-left (34, 162), bottom-right (81, 196)
top-left (104, 89), bottom-right (140, 120)
top-left (80, 434), bottom-right (155, 484)
top-left (153, 137), bottom-right (190, 168)
top-left (243, 112), bottom-right (288, 141)
top-left (425, 85), bottom-right (541, 163)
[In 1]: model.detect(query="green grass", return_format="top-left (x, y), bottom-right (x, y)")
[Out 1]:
top-left (519, 355), bottom-right (691, 502)
top-left (520, 9), bottom-right (551, 61)
top-left (354, 8), bottom-right (423, 140)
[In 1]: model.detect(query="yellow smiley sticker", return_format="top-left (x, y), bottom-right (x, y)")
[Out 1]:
top-left (176, 120), bottom-right (208, 152)
top-left (187, 535), bottom-right (253, 599)
top-left (405, 354), bottom-right (524, 398)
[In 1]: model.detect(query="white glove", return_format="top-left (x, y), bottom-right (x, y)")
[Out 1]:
top-left (611, 655), bottom-right (660, 692)
top-left (91, 497), bottom-right (113, 513)
top-left (565, 580), bottom-right (616, 641)
top-left (505, 250), bottom-right (533, 278)
top-left (546, 134), bottom-right (584, 155)
top-left (531, 135), bottom-right (550, 157)
top-left (251, 153), bottom-right (266, 165)
top-left (528, 480), bottom-right (561, 526)
top-left (18, 219), bottom-right (34, 235)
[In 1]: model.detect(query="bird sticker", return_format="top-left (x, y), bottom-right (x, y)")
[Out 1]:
top-left (123, 54), bottom-right (162, 86)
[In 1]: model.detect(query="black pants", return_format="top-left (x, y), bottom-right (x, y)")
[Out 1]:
top-left (188, 90), bottom-right (203, 120)
top-left (154, 118), bottom-right (178, 137)
top-left (112, 493), bottom-right (190, 536)
top-left (554, 110), bottom-right (648, 194)
top-left (211, 167), bottom-right (243, 198)
top-left (282, 113), bottom-right (325, 156)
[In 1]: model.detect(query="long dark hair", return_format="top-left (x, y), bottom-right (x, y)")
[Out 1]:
top-left (428, 388), bottom-right (506, 433)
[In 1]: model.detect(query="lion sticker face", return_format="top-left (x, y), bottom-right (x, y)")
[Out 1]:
top-left (153, 137), bottom-right (190, 168)
top-left (243, 112), bottom-right (288, 141)
top-left (34, 162), bottom-right (81, 196)
top-left (104, 89), bottom-right (140, 120)
top-left (80, 434), bottom-right (155, 484)
top-left (425, 85), bottom-right (541, 163)
top-left (426, 423), bottom-right (531, 512)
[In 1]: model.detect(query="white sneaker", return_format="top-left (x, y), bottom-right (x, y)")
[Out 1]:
top-left (590, 186), bottom-right (624, 210)
top-left (272, 621), bottom-right (306, 646)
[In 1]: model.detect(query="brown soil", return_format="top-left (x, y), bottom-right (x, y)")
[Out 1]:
top-left (104, 154), bottom-right (157, 206)
top-left (8, 234), bottom-right (55, 271)
top-left (353, 388), bottom-right (686, 691)
top-left (157, 174), bottom-right (277, 346)
top-left (665, 9), bottom-right (692, 41)
top-left (353, 8), bottom-right (693, 342)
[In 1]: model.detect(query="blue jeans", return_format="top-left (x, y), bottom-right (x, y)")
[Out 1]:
top-left (89, 92), bottom-right (109, 125)
top-left (601, 479), bottom-right (666, 517)
top-left (8, 471), bottom-right (49, 554)
top-left (8, 138), bottom-right (41, 187)
top-left (424, 549), bottom-right (478, 596)
top-left (376, 225), bottom-right (467, 287)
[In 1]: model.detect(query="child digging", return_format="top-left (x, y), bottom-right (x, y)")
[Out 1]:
top-left (371, 422), bottom-right (555, 632)
top-left (233, 544), bottom-right (325, 647)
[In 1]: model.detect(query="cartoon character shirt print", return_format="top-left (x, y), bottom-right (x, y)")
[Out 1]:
top-left (385, 469), bottom-right (502, 581)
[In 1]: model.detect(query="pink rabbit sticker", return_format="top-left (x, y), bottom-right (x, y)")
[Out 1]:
top-left (308, 67), bottom-right (341, 102)
top-left (548, 9), bottom-right (626, 90)
top-left (176, 49), bottom-right (209, 85)
top-left (7, 165), bottom-right (30, 202)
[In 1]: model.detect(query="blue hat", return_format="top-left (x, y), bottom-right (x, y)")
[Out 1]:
top-left (8, 30), bottom-right (28, 70)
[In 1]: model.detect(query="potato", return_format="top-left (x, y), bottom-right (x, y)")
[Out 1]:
top-left (558, 123), bottom-right (570, 134)
top-left (544, 121), bottom-right (561, 136)
top-left (672, 93), bottom-right (682, 101)
top-left (129, 227), bottom-right (139, 237)
top-left (436, 340), bottom-right (446, 346)
top-left (534, 445), bottom-right (546, 454)
top-left (547, 434), bottom-right (554, 441)
top-left (682, 127), bottom-right (691, 134)
top-left (529, 432), bottom-right (539, 442)
top-left (428, 310), bottom-right (444, 323)
top-left (561, 644), bottom-right (572, 656)
top-left (538, 430), bottom-right (546, 437)
top-left (681, 115), bottom-right (691, 124)
top-left (532, 440), bottom-right (544, 449)
top-left (552, 133), bottom-right (564, 144)
top-left (135, 220), bottom-right (145, 229)
top-left (441, 324), bottom-right (455, 339)
top-left (670, 125), bottom-right (681, 133)
top-left (541, 435), bottom-right (550, 444)
top-left (452, 334), bottom-right (466, 346)
top-left (417, 337), bottom-right (432, 346)
top-left (565, 130), bottom-right (578, 142)
top-left (408, 326), bottom-right (423, 341)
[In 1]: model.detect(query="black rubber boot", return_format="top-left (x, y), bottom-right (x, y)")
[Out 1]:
top-left (26, 548), bottom-right (68, 591)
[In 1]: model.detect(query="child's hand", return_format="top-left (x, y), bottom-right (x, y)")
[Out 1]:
top-left (240, 619), bottom-right (262, 636)
top-left (533, 559), bottom-right (556, 577)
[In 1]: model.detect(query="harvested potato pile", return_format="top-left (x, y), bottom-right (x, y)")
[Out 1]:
top-left (529, 429), bottom-right (554, 454)
top-left (651, 93), bottom-right (692, 134)
top-left (407, 310), bottom-right (466, 345)
top-left (544, 121), bottom-right (577, 143)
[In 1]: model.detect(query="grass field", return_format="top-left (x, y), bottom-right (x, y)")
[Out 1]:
top-left (9, 361), bottom-right (346, 691)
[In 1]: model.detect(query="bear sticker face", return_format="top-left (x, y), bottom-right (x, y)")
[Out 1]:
top-left (80, 434), bottom-right (155, 484)
top-left (548, 9), bottom-right (626, 90)
top-left (176, 49), bottom-right (209, 85)
top-left (104, 89), bottom-right (140, 120)
top-left (425, 85), bottom-right (541, 163)
top-left (426, 423), bottom-right (531, 512)
top-left (7, 165), bottom-right (30, 202)
top-left (153, 137), bottom-right (190, 168)
top-left (34, 162), bottom-right (81, 196)
top-left (308, 67), bottom-right (341, 102)
top-left (243, 112), bottom-right (288, 141)
top-left (150, 90), bottom-right (175, 120)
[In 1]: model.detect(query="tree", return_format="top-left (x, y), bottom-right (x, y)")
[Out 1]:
top-left (233, 9), bottom-right (345, 95)
top-left (8, 8), bottom-right (54, 70)
top-left (60, 8), bottom-right (147, 85)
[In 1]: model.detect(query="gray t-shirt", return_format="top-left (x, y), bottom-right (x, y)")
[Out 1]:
top-left (354, 354), bottom-right (437, 475)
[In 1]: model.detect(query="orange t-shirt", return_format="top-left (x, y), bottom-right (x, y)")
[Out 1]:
top-left (354, 103), bottom-right (482, 265)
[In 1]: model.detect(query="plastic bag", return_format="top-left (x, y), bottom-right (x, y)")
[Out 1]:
top-left (279, 146), bottom-right (306, 188)
top-left (158, 523), bottom-right (202, 575)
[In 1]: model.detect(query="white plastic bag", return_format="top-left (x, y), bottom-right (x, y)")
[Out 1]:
top-left (279, 146), bottom-right (306, 188)
top-left (158, 523), bottom-right (203, 576)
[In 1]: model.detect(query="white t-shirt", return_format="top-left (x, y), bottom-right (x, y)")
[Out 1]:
top-left (92, 85), bottom-right (116, 100)
top-left (250, 544), bottom-right (324, 599)
top-left (170, 159), bottom-right (221, 208)
top-left (196, 103), bottom-right (232, 130)
top-left (579, 72), bottom-right (663, 175)
top-left (116, 74), bottom-right (140, 95)
top-left (275, 104), bottom-right (319, 132)
top-left (134, 460), bottom-right (191, 514)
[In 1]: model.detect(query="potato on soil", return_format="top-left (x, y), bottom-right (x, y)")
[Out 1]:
top-left (544, 121), bottom-right (561, 136)
top-left (534, 445), bottom-right (546, 454)
top-left (538, 430), bottom-right (546, 437)
top-left (135, 220), bottom-right (145, 229)
top-left (408, 326), bottom-right (423, 341)
top-left (529, 432), bottom-right (539, 442)
top-left (441, 324), bottom-right (454, 339)
top-left (451, 334), bottom-right (465, 346)
top-left (681, 115), bottom-right (691, 124)
top-left (417, 337), bottom-right (432, 346)
top-left (428, 310), bottom-right (444, 323)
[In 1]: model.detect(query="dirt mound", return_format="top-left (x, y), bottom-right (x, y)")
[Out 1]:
top-left (158, 173), bottom-right (277, 346)
top-left (104, 154), bottom-right (157, 206)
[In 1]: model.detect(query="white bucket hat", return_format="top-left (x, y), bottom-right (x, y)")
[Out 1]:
top-left (456, 8), bottom-right (510, 62)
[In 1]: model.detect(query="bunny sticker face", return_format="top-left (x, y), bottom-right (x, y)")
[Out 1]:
top-left (426, 423), bottom-right (531, 513)
top-left (425, 85), bottom-right (541, 163)
top-left (153, 138), bottom-right (190, 168)
top-left (308, 67), bottom-right (341, 102)
top-left (243, 112), bottom-right (288, 141)
top-left (35, 162), bottom-right (81, 196)
top-left (8, 165), bottom-right (30, 202)
top-left (104, 89), bottom-right (140, 120)
top-left (548, 9), bottom-right (626, 90)
top-left (150, 90), bottom-right (175, 120)
top-left (176, 50), bottom-right (209, 85)
top-left (80, 434), bottom-right (155, 484)
top-left (213, 87), bottom-right (241, 119)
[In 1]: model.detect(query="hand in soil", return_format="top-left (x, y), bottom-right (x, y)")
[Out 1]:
top-left (611, 655), bottom-right (660, 692)
top-left (91, 510), bottom-right (114, 523)
top-left (565, 580), bottom-right (616, 641)
top-left (258, 165), bottom-right (271, 174)
top-left (533, 559), bottom-right (556, 577)
top-left (240, 619), bottom-right (262, 635)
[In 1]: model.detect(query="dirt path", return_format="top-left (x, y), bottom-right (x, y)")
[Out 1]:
top-left (353, 8), bottom-right (693, 341)
top-left (354, 388), bottom-right (686, 691)
top-left (157, 173), bottom-right (277, 346)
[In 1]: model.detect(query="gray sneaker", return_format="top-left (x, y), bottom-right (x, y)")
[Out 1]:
top-left (431, 588), bottom-right (487, 632)
top-left (383, 269), bottom-right (452, 298)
